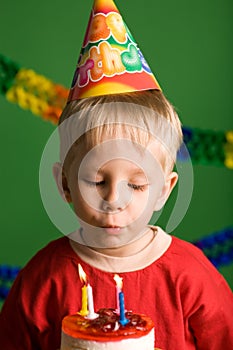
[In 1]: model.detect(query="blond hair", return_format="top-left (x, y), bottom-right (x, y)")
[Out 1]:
top-left (58, 90), bottom-right (183, 171)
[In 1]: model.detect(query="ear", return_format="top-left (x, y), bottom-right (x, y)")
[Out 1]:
top-left (52, 162), bottom-right (72, 203)
top-left (154, 171), bottom-right (178, 211)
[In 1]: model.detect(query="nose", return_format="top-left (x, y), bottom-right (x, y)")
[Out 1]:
top-left (101, 181), bottom-right (131, 213)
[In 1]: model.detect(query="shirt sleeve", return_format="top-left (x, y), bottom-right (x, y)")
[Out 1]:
top-left (191, 281), bottom-right (233, 349)
top-left (0, 267), bottom-right (62, 350)
top-left (0, 272), bottom-right (37, 349)
top-left (182, 260), bottom-right (233, 349)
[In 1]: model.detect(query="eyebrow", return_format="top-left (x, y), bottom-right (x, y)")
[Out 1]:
top-left (130, 169), bottom-right (146, 176)
top-left (81, 164), bottom-right (146, 177)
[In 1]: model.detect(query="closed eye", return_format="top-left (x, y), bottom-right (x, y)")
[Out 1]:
top-left (84, 180), bottom-right (147, 191)
top-left (128, 183), bottom-right (147, 191)
top-left (84, 180), bottom-right (105, 187)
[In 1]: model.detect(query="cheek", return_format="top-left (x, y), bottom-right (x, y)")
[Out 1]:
top-left (128, 191), bottom-right (150, 214)
top-left (73, 198), bottom-right (96, 222)
top-left (130, 186), bottom-right (160, 217)
top-left (69, 185), bottom-right (91, 217)
top-left (149, 182), bottom-right (164, 199)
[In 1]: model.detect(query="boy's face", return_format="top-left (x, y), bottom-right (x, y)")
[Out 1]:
top-left (60, 136), bottom-right (177, 249)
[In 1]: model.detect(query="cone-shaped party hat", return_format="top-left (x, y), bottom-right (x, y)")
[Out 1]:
top-left (68, 0), bottom-right (161, 101)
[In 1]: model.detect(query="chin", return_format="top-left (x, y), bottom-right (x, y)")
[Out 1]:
top-left (91, 235), bottom-right (125, 249)
top-left (81, 228), bottom-right (130, 249)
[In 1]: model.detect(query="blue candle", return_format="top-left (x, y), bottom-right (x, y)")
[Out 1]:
top-left (119, 291), bottom-right (129, 326)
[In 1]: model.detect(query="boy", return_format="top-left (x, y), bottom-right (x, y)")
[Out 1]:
top-left (1, 92), bottom-right (233, 350)
top-left (1, 0), bottom-right (233, 349)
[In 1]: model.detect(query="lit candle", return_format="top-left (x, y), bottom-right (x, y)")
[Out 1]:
top-left (86, 284), bottom-right (98, 320)
top-left (78, 264), bottom-right (88, 316)
top-left (119, 291), bottom-right (129, 326)
top-left (113, 274), bottom-right (123, 314)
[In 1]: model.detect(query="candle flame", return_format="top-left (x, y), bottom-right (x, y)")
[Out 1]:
top-left (78, 264), bottom-right (87, 284)
top-left (114, 274), bottom-right (123, 289)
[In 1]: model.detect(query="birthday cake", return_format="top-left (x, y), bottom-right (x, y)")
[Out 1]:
top-left (61, 308), bottom-right (155, 350)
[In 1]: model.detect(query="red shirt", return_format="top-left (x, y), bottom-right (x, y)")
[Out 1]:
top-left (0, 235), bottom-right (233, 349)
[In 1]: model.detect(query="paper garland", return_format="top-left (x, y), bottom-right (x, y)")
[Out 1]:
top-left (0, 53), bottom-right (233, 169)
top-left (178, 127), bottom-right (233, 169)
top-left (193, 227), bottom-right (233, 268)
top-left (0, 265), bottom-right (20, 301)
top-left (0, 54), bottom-right (68, 124)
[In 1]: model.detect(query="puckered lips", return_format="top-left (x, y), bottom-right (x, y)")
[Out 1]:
top-left (101, 225), bottom-right (123, 235)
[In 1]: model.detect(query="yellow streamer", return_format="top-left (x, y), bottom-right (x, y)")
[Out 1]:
top-left (15, 69), bottom-right (54, 98)
top-left (226, 131), bottom-right (233, 144)
top-left (225, 154), bottom-right (233, 169)
top-left (6, 86), bottom-right (48, 116)
top-left (7, 68), bottom-right (68, 120)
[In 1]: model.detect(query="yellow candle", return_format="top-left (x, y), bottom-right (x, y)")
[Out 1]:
top-left (79, 285), bottom-right (88, 316)
top-left (78, 264), bottom-right (88, 316)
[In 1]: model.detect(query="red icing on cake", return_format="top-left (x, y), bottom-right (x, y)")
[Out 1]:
top-left (62, 308), bottom-right (154, 342)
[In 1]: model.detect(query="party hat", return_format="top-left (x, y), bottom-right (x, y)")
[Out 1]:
top-left (68, 0), bottom-right (161, 101)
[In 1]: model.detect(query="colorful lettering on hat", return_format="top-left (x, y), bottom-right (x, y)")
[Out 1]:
top-left (68, 0), bottom-right (161, 101)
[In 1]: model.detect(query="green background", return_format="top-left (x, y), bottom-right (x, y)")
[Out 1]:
top-left (1, 0), bottom-right (232, 296)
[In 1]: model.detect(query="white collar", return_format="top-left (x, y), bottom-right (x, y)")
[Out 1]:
top-left (69, 226), bottom-right (171, 273)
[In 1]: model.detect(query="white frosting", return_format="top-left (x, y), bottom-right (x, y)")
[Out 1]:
top-left (60, 328), bottom-right (154, 350)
